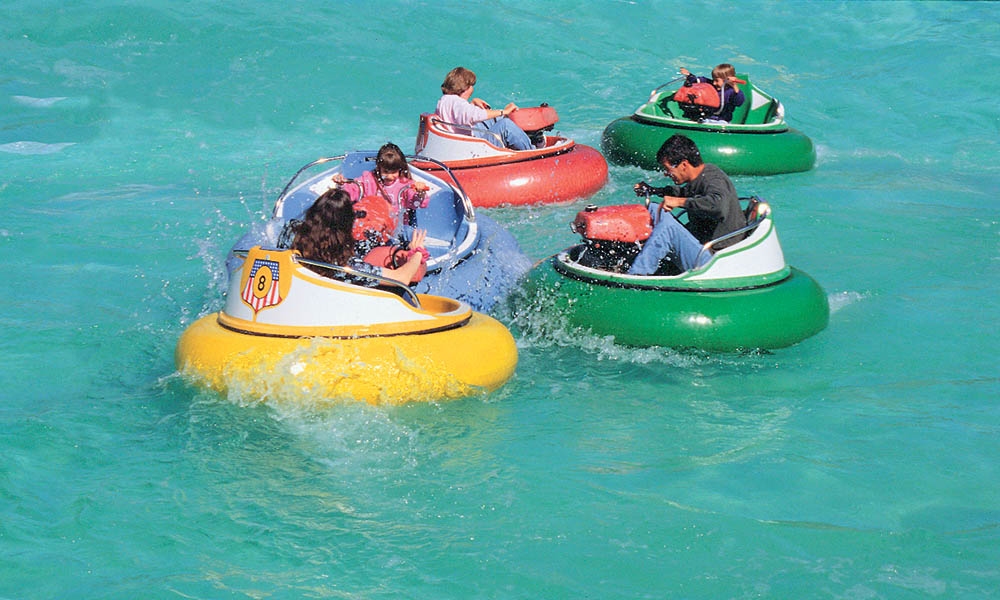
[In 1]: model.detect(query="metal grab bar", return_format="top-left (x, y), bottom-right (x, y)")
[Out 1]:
top-left (274, 155), bottom-right (347, 215)
top-left (408, 153), bottom-right (476, 223)
top-left (273, 152), bottom-right (475, 225)
top-left (648, 76), bottom-right (686, 102)
top-left (232, 249), bottom-right (421, 308)
top-left (430, 116), bottom-right (505, 148)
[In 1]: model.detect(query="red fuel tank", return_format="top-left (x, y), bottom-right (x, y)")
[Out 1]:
top-left (572, 204), bottom-right (652, 243)
top-left (509, 105), bottom-right (559, 132)
top-left (672, 83), bottom-right (721, 108)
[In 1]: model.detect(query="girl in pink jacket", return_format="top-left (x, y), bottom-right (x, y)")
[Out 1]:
top-left (331, 143), bottom-right (429, 216)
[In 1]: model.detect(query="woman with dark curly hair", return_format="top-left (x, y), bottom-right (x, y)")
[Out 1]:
top-left (290, 188), bottom-right (427, 286)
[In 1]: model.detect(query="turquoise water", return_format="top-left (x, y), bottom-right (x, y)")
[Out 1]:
top-left (3, 1), bottom-right (999, 597)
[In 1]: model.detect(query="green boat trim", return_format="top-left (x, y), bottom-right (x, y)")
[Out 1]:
top-left (554, 249), bottom-right (792, 292)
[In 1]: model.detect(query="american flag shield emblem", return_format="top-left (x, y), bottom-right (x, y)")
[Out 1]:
top-left (241, 258), bottom-right (282, 314)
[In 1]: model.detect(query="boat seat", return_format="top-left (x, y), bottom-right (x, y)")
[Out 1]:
top-left (426, 113), bottom-right (504, 147)
top-left (761, 100), bottom-right (779, 124)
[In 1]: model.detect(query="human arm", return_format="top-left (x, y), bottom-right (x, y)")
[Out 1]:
top-left (382, 229), bottom-right (428, 284)
top-left (634, 181), bottom-right (682, 198)
top-left (329, 173), bottom-right (363, 202)
top-left (658, 194), bottom-right (689, 210)
top-left (472, 97), bottom-right (518, 120)
top-left (678, 67), bottom-right (702, 86)
top-left (676, 170), bottom-right (731, 220)
top-left (724, 80), bottom-right (745, 107)
top-left (399, 179), bottom-right (430, 210)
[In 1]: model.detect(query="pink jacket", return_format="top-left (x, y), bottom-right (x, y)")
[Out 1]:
top-left (342, 170), bottom-right (428, 216)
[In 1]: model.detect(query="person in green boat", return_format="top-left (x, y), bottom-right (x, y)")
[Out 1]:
top-left (678, 64), bottom-right (745, 123)
top-left (628, 135), bottom-right (746, 275)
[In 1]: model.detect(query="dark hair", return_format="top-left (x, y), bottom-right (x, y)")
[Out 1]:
top-left (656, 135), bottom-right (703, 167)
top-left (441, 66), bottom-right (476, 95)
top-left (291, 188), bottom-right (355, 266)
top-left (375, 142), bottom-right (411, 182)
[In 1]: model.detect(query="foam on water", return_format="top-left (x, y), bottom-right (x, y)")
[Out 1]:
top-left (0, 141), bottom-right (76, 154)
top-left (12, 95), bottom-right (69, 107)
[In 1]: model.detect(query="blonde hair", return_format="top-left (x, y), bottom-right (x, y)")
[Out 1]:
top-left (441, 67), bottom-right (476, 95)
top-left (712, 63), bottom-right (736, 81)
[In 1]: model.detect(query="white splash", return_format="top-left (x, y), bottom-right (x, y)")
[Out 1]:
top-left (828, 290), bottom-right (868, 314)
top-left (12, 95), bottom-right (68, 107)
top-left (0, 141), bottom-right (76, 155)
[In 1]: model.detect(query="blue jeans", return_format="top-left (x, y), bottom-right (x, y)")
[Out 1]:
top-left (627, 204), bottom-right (712, 275)
top-left (476, 117), bottom-right (532, 151)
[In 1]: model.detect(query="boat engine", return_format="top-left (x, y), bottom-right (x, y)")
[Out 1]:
top-left (570, 204), bottom-right (653, 272)
top-left (510, 104), bottom-right (559, 147)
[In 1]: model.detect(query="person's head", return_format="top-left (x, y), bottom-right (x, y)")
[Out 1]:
top-left (374, 142), bottom-right (411, 184)
top-left (656, 135), bottom-right (703, 184)
top-left (441, 66), bottom-right (476, 96)
top-left (292, 188), bottom-right (355, 266)
top-left (711, 63), bottom-right (736, 88)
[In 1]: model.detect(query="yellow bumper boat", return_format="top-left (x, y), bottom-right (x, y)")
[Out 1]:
top-left (176, 247), bottom-right (518, 404)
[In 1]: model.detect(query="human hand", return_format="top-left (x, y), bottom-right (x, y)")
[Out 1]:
top-left (413, 181), bottom-right (430, 193)
top-left (634, 181), bottom-right (655, 196)
top-left (331, 173), bottom-right (348, 185)
top-left (679, 67), bottom-right (690, 76)
top-left (471, 97), bottom-right (490, 109)
top-left (409, 228), bottom-right (427, 250)
top-left (406, 247), bottom-right (430, 264)
top-left (503, 102), bottom-right (518, 116)
top-left (660, 195), bottom-right (686, 210)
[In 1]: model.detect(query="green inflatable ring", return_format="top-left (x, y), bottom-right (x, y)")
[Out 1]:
top-left (522, 258), bottom-right (829, 351)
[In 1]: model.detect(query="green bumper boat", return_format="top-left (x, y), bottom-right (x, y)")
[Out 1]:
top-left (601, 75), bottom-right (815, 175)
top-left (521, 199), bottom-right (828, 351)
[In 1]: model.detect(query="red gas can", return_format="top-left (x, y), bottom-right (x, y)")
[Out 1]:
top-left (509, 105), bottom-right (559, 132)
top-left (672, 83), bottom-right (721, 108)
top-left (572, 204), bottom-right (652, 243)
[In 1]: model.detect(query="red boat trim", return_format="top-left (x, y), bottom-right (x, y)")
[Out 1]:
top-left (415, 144), bottom-right (577, 172)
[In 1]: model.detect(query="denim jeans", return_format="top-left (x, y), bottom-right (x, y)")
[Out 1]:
top-left (627, 204), bottom-right (712, 275)
top-left (476, 117), bottom-right (532, 151)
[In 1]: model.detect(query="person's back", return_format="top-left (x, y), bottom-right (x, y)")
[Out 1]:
top-left (436, 93), bottom-right (489, 135)
top-left (435, 66), bottom-right (531, 150)
top-left (679, 163), bottom-right (745, 249)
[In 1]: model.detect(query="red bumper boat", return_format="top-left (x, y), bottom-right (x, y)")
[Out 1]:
top-left (412, 106), bottom-right (608, 208)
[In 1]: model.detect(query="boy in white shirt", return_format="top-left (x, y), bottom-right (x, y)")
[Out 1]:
top-left (435, 66), bottom-right (532, 151)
